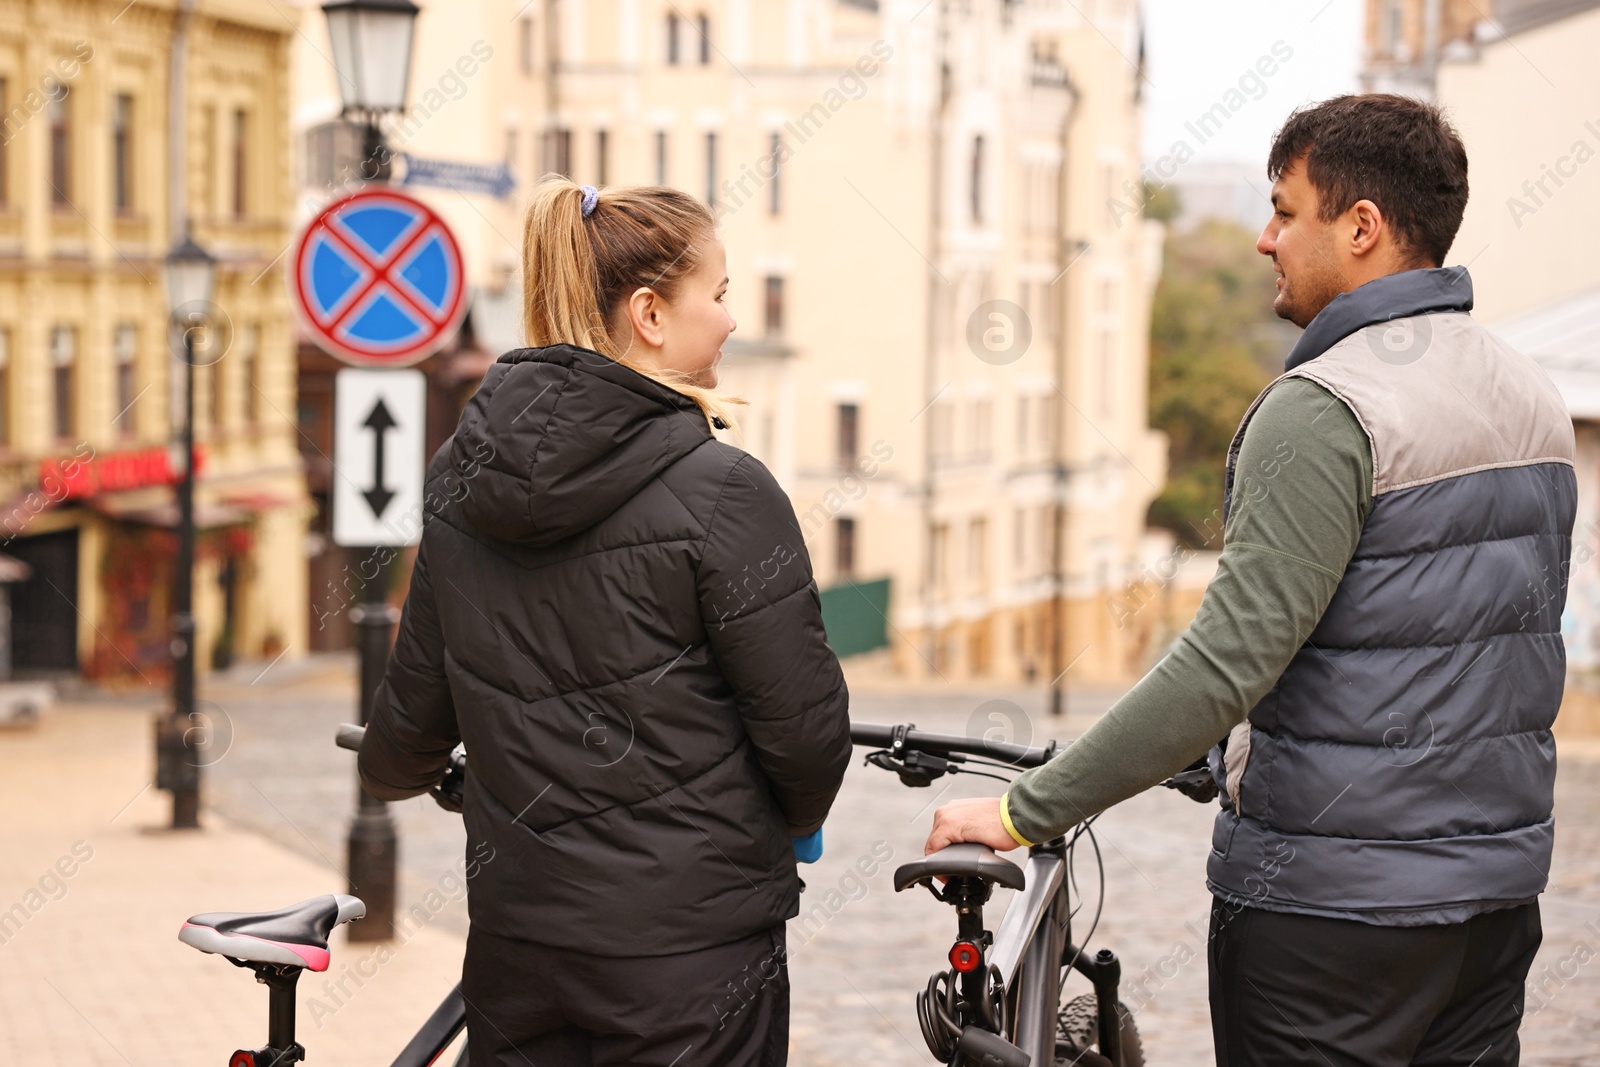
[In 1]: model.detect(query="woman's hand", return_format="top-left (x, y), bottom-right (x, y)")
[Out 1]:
top-left (925, 796), bottom-right (1022, 854)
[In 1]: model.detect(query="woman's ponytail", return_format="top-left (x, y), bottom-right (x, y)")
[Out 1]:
top-left (520, 177), bottom-right (739, 429)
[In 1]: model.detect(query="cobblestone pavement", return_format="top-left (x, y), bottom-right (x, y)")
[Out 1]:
top-left (5, 657), bottom-right (1599, 1066)
top-left (198, 659), bottom-right (1600, 1066)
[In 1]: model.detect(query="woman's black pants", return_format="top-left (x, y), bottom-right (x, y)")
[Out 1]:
top-left (463, 923), bottom-right (789, 1067)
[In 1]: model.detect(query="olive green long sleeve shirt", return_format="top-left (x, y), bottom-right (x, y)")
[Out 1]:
top-left (1001, 378), bottom-right (1375, 846)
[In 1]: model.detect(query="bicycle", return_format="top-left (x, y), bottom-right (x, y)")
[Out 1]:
top-left (176, 720), bottom-right (1211, 1066)
top-left (852, 720), bottom-right (1215, 1067)
top-left (175, 724), bottom-right (469, 1067)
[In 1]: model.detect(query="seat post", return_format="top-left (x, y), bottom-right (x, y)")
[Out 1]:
top-left (265, 967), bottom-right (301, 1052)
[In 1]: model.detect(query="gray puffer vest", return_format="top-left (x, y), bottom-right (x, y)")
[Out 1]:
top-left (1208, 267), bottom-right (1577, 926)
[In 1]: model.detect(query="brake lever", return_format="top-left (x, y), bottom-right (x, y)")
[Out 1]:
top-left (1160, 767), bottom-right (1218, 803)
top-left (430, 746), bottom-right (467, 812)
top-left (865, 748), bottom-right (966, 787)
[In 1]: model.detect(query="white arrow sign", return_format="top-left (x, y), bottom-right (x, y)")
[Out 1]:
top-left (333, 369), bottom-right (426, 548)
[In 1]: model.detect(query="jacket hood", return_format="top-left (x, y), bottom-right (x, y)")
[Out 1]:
top-left (449, 344), bottom-right (713, 545)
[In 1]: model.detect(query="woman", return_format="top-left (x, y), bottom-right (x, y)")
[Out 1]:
top-left (357, 180), bottom-right (853, 1066)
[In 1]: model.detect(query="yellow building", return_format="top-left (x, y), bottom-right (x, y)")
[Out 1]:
top-left (529, 0), bottom-right (1167, 687)
top-left (289, 0), bottom-right (1171, 688)
top-left (0, 0), bottom-right (307, 682)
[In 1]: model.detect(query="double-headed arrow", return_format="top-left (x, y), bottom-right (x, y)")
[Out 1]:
top-left (362, 398), bottom-right (398, 518)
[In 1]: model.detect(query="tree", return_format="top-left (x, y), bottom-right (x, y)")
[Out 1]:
top-left (1146, 220), bottom-right (1290, 546)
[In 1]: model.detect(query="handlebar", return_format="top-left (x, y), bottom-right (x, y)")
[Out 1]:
top-left (850, 721), bottom-right (1057, 770)
top-left (336, 723), bottom-right (365, 752)
top-left (333, 723), bottom-right (466, 813)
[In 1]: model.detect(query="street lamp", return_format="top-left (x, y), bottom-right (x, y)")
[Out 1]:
top-left (323, 0), bottom-right (419, 182)
top-left (322, 0), bottom-right (417, 941)
top-left (157, 234), bottom-right (216, 830)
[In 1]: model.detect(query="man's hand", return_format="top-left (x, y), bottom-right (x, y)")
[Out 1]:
top-left (925, 796), bottom-right (1022, 855)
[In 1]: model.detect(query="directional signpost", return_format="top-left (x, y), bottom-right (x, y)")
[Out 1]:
top-left (290, 184), bottom-right (464, 942)
top-left (332, 369), bottom-right (426, 549)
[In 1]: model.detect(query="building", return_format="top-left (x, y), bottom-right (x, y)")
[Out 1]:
top-left (1413, 0), bottom-right (1600, 694)
top-left (289, 0), bottom-right (1170, 689)
top-left (0, 0), bottom-right (308, 682)
top-left (1360, 0), bottom-right (1485, 97)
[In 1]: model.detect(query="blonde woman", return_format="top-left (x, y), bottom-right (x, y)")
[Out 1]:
top-left (358, 180), bottom-right (852, 1066)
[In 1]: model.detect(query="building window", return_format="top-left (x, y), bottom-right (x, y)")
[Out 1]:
top-left (0, 79), bottom-right (8, 206)
top-left (1098, 332), bottom-right (1116, 416)
top-left (764, 275), bottom-right (784, 336)
top-left (50, 326), bottom-right (76, 440)
top-left (654, 130), bottom-right (668, 184)
top-left (519, 17), bottom-right (535, 74)
top-left (697, 13), bottom-right (711, 64)
top-left (0, 328), bottom-right (10, 447)
top-left (205, 362), bottom-right (221, 437)
top-left (49, 92), bottom-right (70, 206)
top-left (768, 133), bottom-right (782, 215)
top-left (547, 128), bottom-right (572, 178)
top-left (837, 402), bottom-right (859, 468)
top-left (113, 93), bottom-right (133, 214)
top-left (1016, 395), bottom-right (1030, 454)
top-left (114, 323), bottom-right (137, 438)
top-left (241, 323), bottom-right (260, 428)
top-left (596, 129), bottom-right (609, 185)
top-left (969, 517), bottom-right (987, 583)
top-left (704, 131), bottom-right (717, 207)
top-left (836, 517), bottom-right (856, 578)
top-left (231, 108), bottom-right (248, 218)
top-left (1382, 0), bottom-right (1403, 54)
top-left (505, 128), bottom-right (518, 169)
top-left (304, 120), bottom-right (364, 190)
top-left (970, 134), bottom-right (984, 224)
top-left (666, 11), bottom-right (681, 64)
top-left (931, 522), bottom-right (949, 592)
top-left (972, 398), bottom-right (992, 460)
top-left (1013, 506), bottom-right (1027, 569)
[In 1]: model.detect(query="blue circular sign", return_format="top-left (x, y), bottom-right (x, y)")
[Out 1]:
top-left (291, 188), bottom-right (467, 367)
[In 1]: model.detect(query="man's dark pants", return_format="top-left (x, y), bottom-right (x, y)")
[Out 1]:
top-left (1209, 897), bottom-right (1542, 1066)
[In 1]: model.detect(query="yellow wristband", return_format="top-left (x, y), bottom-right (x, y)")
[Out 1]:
top-left (999, 792), bottom-right (1036, 848)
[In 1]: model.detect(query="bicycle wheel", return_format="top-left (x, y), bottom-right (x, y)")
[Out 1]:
top-left (1054, 992), bottom-right (1144, 1067)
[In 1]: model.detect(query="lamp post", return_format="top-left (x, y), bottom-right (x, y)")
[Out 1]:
top-left (323, 0), bottom-right (419, 182)
top-left (323, 0), bottom-right (418, 942)
top-left (156, 234), bottom-right (216, 830)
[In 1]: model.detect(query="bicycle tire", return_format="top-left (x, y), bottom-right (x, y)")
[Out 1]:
top-left (1054, 992), bottom-right (1145, 1067)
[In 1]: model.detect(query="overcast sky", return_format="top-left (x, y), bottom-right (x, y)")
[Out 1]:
top-left (1138, 0), bottom-right (1365, 169)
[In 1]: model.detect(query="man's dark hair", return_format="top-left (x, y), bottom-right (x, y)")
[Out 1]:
top-left (1267, 94), bottom-right (1469, 267)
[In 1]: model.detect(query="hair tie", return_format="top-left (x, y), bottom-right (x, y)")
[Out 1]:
top-left (580, 185), bottom-right (600, 219)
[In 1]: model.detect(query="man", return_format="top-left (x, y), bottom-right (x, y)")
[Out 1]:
top-left (927, 94), bottom-right (1575, 1065)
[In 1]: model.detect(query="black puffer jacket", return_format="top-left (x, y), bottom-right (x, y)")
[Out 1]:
top-left (359, 344), bottom-right (853, 956)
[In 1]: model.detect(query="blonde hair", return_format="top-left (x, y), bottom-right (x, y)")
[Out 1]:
top-left (521, 177), bottom-right (739, 429)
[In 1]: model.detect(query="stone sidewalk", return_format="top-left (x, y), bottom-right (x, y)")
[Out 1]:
top-left (0, 698), bottom-right (471, 1066)
top-left (4, 663), bottom-right (1600, 1065)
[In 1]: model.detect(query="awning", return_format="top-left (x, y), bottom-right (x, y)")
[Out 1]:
top-left (1493, 287), bottom-right (1600, 418)
top-left (81, 493), bottom-right (251, 530)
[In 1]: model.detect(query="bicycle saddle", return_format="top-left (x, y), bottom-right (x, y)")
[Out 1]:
top-left (894, 843), bottom-right (1026, 892)
top-left (179, 894), bottom-right (365, 972)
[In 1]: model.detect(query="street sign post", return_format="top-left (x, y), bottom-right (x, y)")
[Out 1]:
top-left (332, 368), bottom-right (426, 548)
top-left (291, 187), bottom-right (467, 368)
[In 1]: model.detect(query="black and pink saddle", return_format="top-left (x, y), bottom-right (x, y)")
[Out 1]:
top-left (179, 894), bottom-right (365, 972)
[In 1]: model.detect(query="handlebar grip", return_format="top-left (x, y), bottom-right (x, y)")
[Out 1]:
top-left (849, 722), bottom-right (896, 748)
top-left (335, 723), bottom-right (367, 752)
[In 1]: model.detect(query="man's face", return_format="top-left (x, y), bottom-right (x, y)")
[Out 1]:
top-left (1257, 161), bottom-right (1349, 328)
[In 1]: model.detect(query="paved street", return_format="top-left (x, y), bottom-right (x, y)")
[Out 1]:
top-left (3, 657), bottom-right (1599, 1065)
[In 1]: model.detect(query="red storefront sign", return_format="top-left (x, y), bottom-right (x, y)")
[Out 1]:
top-left (38, 445), bottom-right (206, 500)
